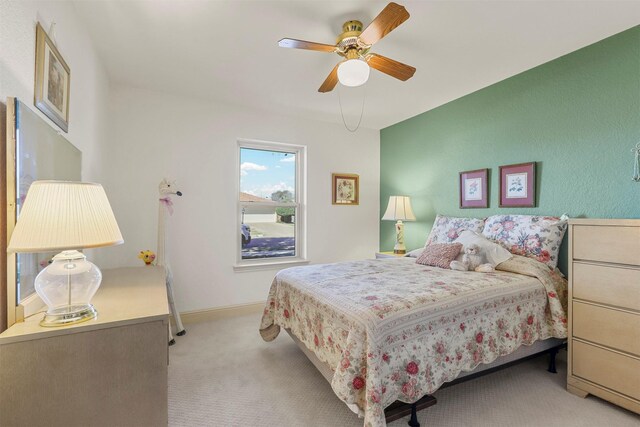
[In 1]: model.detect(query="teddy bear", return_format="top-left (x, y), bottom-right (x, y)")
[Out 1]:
top-left (450, 244), bottom-right (494, 272)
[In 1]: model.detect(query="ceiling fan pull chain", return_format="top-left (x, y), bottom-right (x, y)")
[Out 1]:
top-left (337, 85), bottom-right (366, 132)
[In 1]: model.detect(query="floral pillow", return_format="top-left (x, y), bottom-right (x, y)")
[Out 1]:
top-left (482, 215), bottom-right (568, 269)
top-left (415, 243), bottom-right (463, 269)
top-left (425, 215), bottom-right (486, 245)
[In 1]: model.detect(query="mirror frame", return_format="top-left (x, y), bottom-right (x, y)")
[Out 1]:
top-left (0, 100), bottom-right (6, 332)
top-left (5, 97), bottom-right (17, 327)
top-left (4, 97), bottom-right (82, 327)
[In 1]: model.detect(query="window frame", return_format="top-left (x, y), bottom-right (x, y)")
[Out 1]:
top-left (235, 138), bottom-right (307, 270)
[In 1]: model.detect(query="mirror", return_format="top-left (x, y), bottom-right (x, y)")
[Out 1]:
top-left (6, 97), bottom-right (81, 325)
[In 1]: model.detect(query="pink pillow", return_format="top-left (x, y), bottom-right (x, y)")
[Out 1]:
top-left (415, 243), bottom-right (463, 269)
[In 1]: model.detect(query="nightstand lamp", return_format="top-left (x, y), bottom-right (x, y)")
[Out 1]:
top-left (382, 195), bottom-right (416, 254)
top-left (7, 181), bottom-right (123, 326)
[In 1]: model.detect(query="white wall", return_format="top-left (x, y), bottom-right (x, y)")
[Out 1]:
top-left (103, 85), bottom-right (380, 312)
top-left (0, 0), bottom-right (110, 183)
top-left (0, 0), bottom-right (381, 314)
top-left (0, 1), bottom-right (110, 328)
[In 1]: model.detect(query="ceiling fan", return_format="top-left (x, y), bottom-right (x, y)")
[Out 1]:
top-left (278, 2), bottom-right (416, 93)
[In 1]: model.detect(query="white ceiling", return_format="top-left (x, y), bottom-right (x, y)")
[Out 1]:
top-left (73, 1), bottom-right (640, 130)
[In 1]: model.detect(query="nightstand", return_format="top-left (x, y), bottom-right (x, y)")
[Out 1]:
top-left (376, 251), bottom-right (406, 259)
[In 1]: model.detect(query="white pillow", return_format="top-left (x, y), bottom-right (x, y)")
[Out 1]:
top-left (453, 230), bottom-right (512, 267)
top-left (406, 248), bottom-right (425, 258)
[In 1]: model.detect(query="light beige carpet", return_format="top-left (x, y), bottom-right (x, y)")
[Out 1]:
top-left (169, 313), bottom-right (639, 427)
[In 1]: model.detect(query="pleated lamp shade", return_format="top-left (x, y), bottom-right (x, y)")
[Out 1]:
top-left (8, 181), bottom-right (124, 253)
top-left (382, 196), bottom-right (416, 221)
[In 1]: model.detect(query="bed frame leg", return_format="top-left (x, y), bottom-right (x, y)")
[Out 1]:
top-left (408, 403), bottom-right (420, 427)
top-left (547, 347), bottom-right (558, 374)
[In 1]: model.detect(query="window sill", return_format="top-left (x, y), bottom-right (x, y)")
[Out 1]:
top-left (233, 258), bottom-right (310, 272)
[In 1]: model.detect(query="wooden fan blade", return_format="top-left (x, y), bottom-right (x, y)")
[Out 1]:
top-left (318, 63), bottom-right (340, 93)
top-left (367, 53), bottom-right (416, 81)
top-left (359, 2), bottom-right (410, 46)
top-left (278, 38), bottom-right (336, 52)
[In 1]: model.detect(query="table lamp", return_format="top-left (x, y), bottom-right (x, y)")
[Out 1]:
top-left (7, 181), bottom-right (123, 326)
top-left (382, 195), bottom-right (416, 254)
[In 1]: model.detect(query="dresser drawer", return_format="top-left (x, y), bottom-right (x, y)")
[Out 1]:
top-left (572, 262), bottom-right (640, 311)
top-left (573, 225), bottom-right (640, 265)
top-left (572, 340), bottom-right (640, 400)
top-left (573, 302), bottom-right (640, 355)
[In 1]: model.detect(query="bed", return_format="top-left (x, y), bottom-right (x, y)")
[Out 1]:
top-left (260, 215), bottom-right (569, 427)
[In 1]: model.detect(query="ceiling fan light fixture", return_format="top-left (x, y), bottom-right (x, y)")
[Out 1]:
top-left (337, 58), bottom-right (370, 87)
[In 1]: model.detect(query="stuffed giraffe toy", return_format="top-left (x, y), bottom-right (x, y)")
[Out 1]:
top-left (158, 178), bottom-right (186, 345)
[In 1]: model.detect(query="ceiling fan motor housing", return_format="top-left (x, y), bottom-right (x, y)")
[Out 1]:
top-left (337, 20), bottom-right (370, 55)
top-left (341, 20), bottom-right (363, 34)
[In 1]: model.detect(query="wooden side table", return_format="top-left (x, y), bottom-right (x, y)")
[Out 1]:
top-left (376, 251), bottom-right (406, 259)
top-left (0, 267), bottom-right (169, 427)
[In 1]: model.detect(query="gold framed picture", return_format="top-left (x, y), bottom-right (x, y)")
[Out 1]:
top-left (34, 22), bottom-right (70, 132)
top-left (332, 173), bottom-right (359, 205)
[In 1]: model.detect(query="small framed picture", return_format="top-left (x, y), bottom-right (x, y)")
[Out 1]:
top-left (332, 173), bottom-right (359, 205)
top-left (34, 22), bottom-right (70, 132)
top-left (459, 169), bottom-right (488, 208)
top-left (499, 162), bottom-right (536, 207)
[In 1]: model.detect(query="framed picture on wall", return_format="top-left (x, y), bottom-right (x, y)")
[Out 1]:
top-left (459, 168), bottom-right (488, 208)
top-left (499, 162), bottom-right (536, 207)
top-left (34, 22), bottom-right (71, 133)
top-left (332, 173), bottom-right (359, 205)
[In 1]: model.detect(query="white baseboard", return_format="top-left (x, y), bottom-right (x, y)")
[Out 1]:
top-left (170, 301), bottom-right (265, 326)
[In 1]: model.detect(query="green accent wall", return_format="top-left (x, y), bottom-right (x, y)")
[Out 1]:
top-left (380, 26), bottom-right (640, 273)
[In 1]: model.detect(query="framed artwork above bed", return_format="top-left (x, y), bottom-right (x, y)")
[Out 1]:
top-left (499, 162), bottom-right (536, 207)
top-left (459, 168), bottom-right (488, 208)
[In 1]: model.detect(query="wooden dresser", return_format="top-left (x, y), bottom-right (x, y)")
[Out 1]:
top-left (567, 218), bottom-right (640, 413)
top-left (0, 267), bottom-right (169, 427)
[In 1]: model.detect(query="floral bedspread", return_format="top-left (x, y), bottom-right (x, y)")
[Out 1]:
top-left (260, 255), bottom-right (567, 427)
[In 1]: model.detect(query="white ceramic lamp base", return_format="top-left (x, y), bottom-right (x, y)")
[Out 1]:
top-left (394, 220), bottom-right (407, 254)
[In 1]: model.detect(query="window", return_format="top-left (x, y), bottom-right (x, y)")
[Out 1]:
top-left (237, 139), bottom-right (306, 267)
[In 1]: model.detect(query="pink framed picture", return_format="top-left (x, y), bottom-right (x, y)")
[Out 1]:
top-left (499, 162), bottom-right (536, 207)
top-left (459, 168), bottom-right (488, 208)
